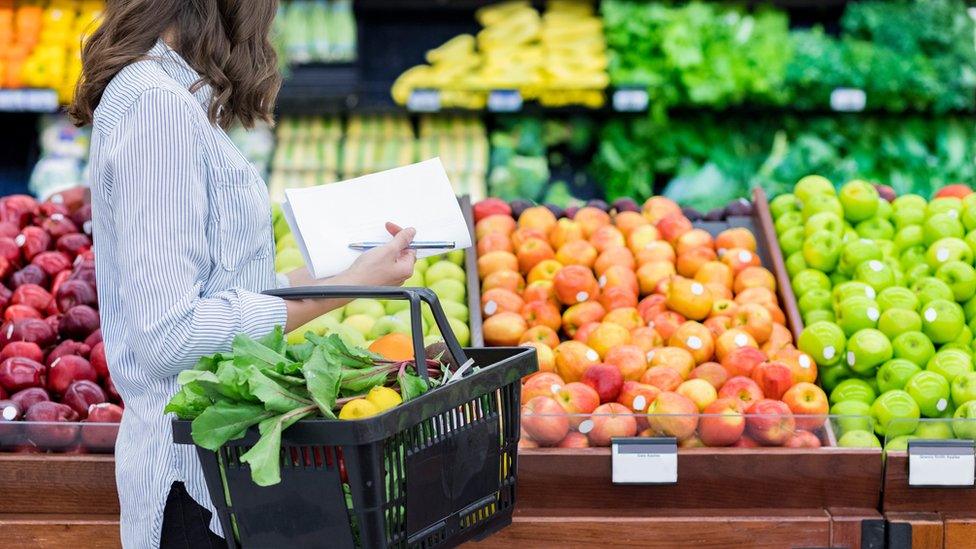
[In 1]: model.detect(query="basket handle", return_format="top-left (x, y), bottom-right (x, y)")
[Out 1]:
top-left (264, 286), bottom-right (468, 382)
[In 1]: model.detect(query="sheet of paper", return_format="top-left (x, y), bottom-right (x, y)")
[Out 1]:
top-left (283, 158), bottom-right (472, 279)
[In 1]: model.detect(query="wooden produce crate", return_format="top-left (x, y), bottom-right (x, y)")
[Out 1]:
top-left (882, 451), bottom-right (976, 516)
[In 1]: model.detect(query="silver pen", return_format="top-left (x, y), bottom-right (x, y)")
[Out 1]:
top-left (348, 240), bottom-right (457, 251)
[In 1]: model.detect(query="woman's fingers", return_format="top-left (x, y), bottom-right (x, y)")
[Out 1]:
top-left (386, 222), bottom-right (404, 236)
top-left (390, 226), bottom-right (416, 252)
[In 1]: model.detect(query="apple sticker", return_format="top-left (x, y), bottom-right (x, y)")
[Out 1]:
top-left (2, 406), bottom-right (16, 421)
top-left (869, 260), bottom-right (883, 272)
top-left (738, 250), bottom-right (751, 263)
top-left (937, 398), bottom-right (948, 412)
top-left (847, 351), bottom-right (856, 367)
top-left (799, 354), bottom-right (812, 369)
top-left (924, 308), bottom-right (937, 322)
top-left (865, 287), bottom-right (876, 299)
top-left (576, 291), bottom-right (589, 303)
top-left (734, 333), bottom-right (748, 347)
top-left (598, 275), bottom-right (607, 288)
top-left (51, 213), bottom-right (64, 222)
top-left (484, 301), bottom-right (498, 315)
top-left (646, 350), bottom-right (655, 362)
top-left (578, 420), bottom-right (594, 434)
top-left (937, 247), bottom-right (950, 262)
top-left (691, 283), bottom-right (704, 296)
top-left (867, 308), bottom-right (880, 321)
top-left (550, 384), bottom-right (561, 395)
top-left (823, 346), bottom-right (836, 360)
top-left (14, 234), bottom-right (25, 247)
top-left (585, 349), bottom-right (599, 362)
top-left (632, 395), bottom-right (647, 411)
top-left (687, 336), bottom-right (702, 350)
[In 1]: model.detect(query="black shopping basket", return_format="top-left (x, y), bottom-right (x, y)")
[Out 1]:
top-left (173, 286), bottom-right (537, 548)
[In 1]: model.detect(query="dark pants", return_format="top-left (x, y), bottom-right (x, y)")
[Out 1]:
top-left (160, 481), bottom-right (226, 549)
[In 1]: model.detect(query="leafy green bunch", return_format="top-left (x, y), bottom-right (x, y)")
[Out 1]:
top-left (165, 328), bottom-right (441, 486)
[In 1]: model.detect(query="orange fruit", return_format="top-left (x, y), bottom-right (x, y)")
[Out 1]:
top-left (368, 333), bottom-right (415, 361)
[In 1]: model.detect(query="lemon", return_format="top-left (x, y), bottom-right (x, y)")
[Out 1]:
top-left (338, 399), bottom-right (380, 420)
top-left (366, 386), bottom-right (403, 412)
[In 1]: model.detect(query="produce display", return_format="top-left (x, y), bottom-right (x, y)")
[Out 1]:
top-left (391, 0), bottom-right (609, 109)
top-left (602, 0), bottom-right (976, 114)
top-left (0, 0), bottom-right (102, 102)
top-left (272, 205), bottom-right (472, 350)
top-left (592, 114), bottom-right (976, 211)
top-left (276, 0), bottom-right (356, 65)
top-left (269, 114), bottom-right (487, 201)
top-left (166, 327), bottom-right (459, 485)
top-left (472, 196), bottom-right (832, 448)
top-left (774, 177), bottom-right (976, 448)
top-left (0, 189), bottom-right (123, 453)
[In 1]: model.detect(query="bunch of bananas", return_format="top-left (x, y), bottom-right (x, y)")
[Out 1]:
top-left (391, 0), bottom-right (607, 109)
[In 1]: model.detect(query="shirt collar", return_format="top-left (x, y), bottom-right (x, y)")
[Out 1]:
top-left (147, 39), bottom-right (212, 111)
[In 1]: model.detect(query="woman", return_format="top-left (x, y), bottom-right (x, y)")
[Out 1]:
top-left (69, 2), bottom-right (416, 547)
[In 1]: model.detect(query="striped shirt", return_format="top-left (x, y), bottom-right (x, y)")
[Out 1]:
top-left (89, 40), bottom-right (288, 548)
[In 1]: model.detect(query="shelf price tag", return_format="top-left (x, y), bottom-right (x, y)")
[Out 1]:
top-left (612, 87), bottom-right (649, 112)
top-left (611, 437), bottom-right (677, 485)
top-left (0, 89), bottom-right (59, 112)
top-left (908, 439), bottom-right (975, 488)
top-left (407, 89), bottom-right (441, 113)
top-left (830, 88), bottom-right (866, 112)
top-left (487, 89), bottom-right (522, 113)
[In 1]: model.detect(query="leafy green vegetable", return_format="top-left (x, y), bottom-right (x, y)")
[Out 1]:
top-left (302, 346), bottom-right (341, 419)
top-left (190, 402), bottom-right (275, 451)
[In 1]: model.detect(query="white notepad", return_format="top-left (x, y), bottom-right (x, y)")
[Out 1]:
top-left (282, 158), bottom-right (472, 279)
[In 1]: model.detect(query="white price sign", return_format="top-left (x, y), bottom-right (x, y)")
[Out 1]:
top-left (0, 89), bottom-right (59, 112)
top-left (611, 437), bottom-right (677, 485)
top-left (908, 440), bottom-right (975, 488)
top-left (612, 88), bottom-right (649, 112)
top-left (407, 89), bottom-right (441, 113)
top-left (830, 88), bottom-right (867, 112)
top-left (487, 89), bottom-right (522, 113)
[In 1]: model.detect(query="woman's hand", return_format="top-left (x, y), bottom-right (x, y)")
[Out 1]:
top-left (344, 222), bottom-right (418, 287)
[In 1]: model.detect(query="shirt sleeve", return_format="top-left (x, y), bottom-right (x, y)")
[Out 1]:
top-left (109, 88), bottom-right (288, 379)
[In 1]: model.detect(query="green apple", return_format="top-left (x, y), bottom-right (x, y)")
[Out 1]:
top-left (274, 248), bottom-right (305, 273)
top-left (273, 215), bottom-right (291, 241)
top-left (921, 299), bottom-right (965, 344)
top-left (926, 237), bottom-right (974, 269)
top-left (440, 300), bottom-right (470, 322)
top-left (877, 359), bottom-right (922, 393)
top-left (424, 260), bottom-right (466, 286)
top-left (953, 325), bottom-right (974, 348)
top-left (924, 214), bottom-right (965, 247)
top-left (833, 281), bottom-right (876, 306)
top-left (927, 348), bottom-right (974, 383)
top-left (785, 252), bottom-right (808, 278)
top-left (770, 193), bottom-right (800, 219)
top-left (952, 401), bottom-right (976, 439)
top-left (798, 321), bottom-right (847, 366)
top-left (830, 272), bottom-right (851, 287)
top-left (835, 296), bottom-right (880, 336)
top-left (913, 277), bottom-right (955, 306)
top-left (854, 259), bottom-right (896, 292)
top-left (893, 193), bottom-right (927, 212)
top-left (447, 317), bottom-right (471, 346)
top-left (936, 261), bottom-right (976, 301)
top-left (862, 375), bottom-right (881, 395)
top-left (962, 205), bottom-right (976, 232)
top-left (423, 334), bottom-right (443, 347)
top-left (843, 227), bottom-right (859, 243)
top-left (951, 372), bottom-right (976, 406)
top-left (394, 308), bottom-right (428, 335)
top-left (804, 310), bottom-right (835, 325)
top-left (965, 230), bottom-right (976, 259)
top-left (927, 197), bottom-right (963, 218)
top-left (798, 288), bottom-right (833, 314)
top-left (323, 308), bottom-right (345, 323)
top-left (830, 378), bottom-right (877, 406)
top-left (877, 287), bottom-right (919, 312)
top-left (805, 212), bottom-right (845, 237)
top-left (341, 314), bottom-right (376, 337)
top-left (403, 270), bottom-right (425, 288)
top-left (845, 329), bottom-right (892, 375)
top-left (838, 430), bottom-right (882, 448)
top-left (885, 435), bottom-right (917, 452)
top-left (876, 239), bottom-right (897, 259)
top-left (838, 239), bottom-right (882, 276)
top-left (855, 218), bottom-right (895, 241)
top-left (779, 226), bottom-right (806, 257)
top-left (876, 198), bottom-right (893, 221)
top-left (385, 300), bottom-right (410, 315)
top-left (871, 389), bottom-right (921, 437)
top-left (285, 314), bottom-right (340, 345)
top-left (894, 225), bottom-right (925, 253)
top-left (878, 308), bottom-right (922, 340)
top-left (831, 400), bottom-right (872, 435)
top-left (345, 298), bottom-right (386, 319)
top-left (912, 420), bottom-right (954, 440)
top-left (892, 331), bottom-right (937, 367)
top-left (802, 231), bottom-right (842, 272)
top-left (839, 180), bottom-right (880, 222)
top-left (900, 245), bottom-right (928, 271)
top-left (368, 315), bottom-right (410, 339)
top-left (792, 269), bottom-right (832, 297)
top-left (333, 324), bottom-right (367, 349)
top-left (429, 279), bottom-right (466, 303)
top-left (794, 175), bottom-right (835, 203)
top-left (904, 264), bottom-right (932, 286)
top-left (277, 232), bottom-right (298, 251)
top-left (801, 194), bottom-right (844, 221)
top-left (775, 211), bottom-right (802, 235)
top-left (447, 249), bottom-right (465, 265)
top-left (905, 371), bottom-right (952, 417)
top-left (892, 207), bottom-right (926, 231)
top-left (964, 296), bottom-right (976, 321)
top-left (821, 363), bottom-right (855, 393)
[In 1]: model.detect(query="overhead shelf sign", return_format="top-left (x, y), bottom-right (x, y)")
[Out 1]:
top-left (0, 89), bottom-right (59, 113)
top-left (407, 89), bottom-right (441, 113)
top-left (612, 87), bottom-right (649, 112)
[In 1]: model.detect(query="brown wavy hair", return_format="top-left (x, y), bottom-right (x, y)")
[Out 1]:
top-left (69, 0), bottom-right (280, 129)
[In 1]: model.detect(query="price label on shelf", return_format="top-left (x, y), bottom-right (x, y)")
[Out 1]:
top-left (407, 89), bottom-right (441, 113)
top-left (487, 89), bottom-right (522, 113)
top-left (611, 437), bottom-right (677, 485)
top-left (908, 439), bottom-right (975, 488)
top-left (612, 88), bottom-right (649, 112)
top-left (830, 88), bottom-right (867, 112)
top-left (0, 89), bottom-right (59, 112)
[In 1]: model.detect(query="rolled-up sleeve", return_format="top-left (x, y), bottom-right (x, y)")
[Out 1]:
top-left (109, 89), bottom-right (287, 379)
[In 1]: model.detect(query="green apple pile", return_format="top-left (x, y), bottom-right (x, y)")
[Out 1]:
top-left (270, 204), bottom-right (472, 348)
top-left (772, 176), bottom-right (976, 448)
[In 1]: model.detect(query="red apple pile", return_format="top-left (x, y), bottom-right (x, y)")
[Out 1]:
top-left (472, 196), bottom-right (829, 448)
top-left (0, 190), bottom-right (123, 454)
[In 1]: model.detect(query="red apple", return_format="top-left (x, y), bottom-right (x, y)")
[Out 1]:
top-left (581, 363), bottom-right (625, 403)
top-left (521, 396), bottom-right (570, 446)
top-left (699, 397), bottom-right (745, 447)
top-left (717, 376), bottom-right (764, 409)
top-left (557, 431), bottom-right (589, 448)
top-left (781, 382), bottom-right (829, 432)
top-left (784, 430), bottom-right (822, 448)
top-left (745, 399), bottom-right (796, 446)
top-left (585, 402), bottom-right (638, 446)
top-left (749, 361), bottom-right (793, 401)
top-left (616, 381), bottom-right (661, 413)
top-left (646, 391), bottom-right (698, 440)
